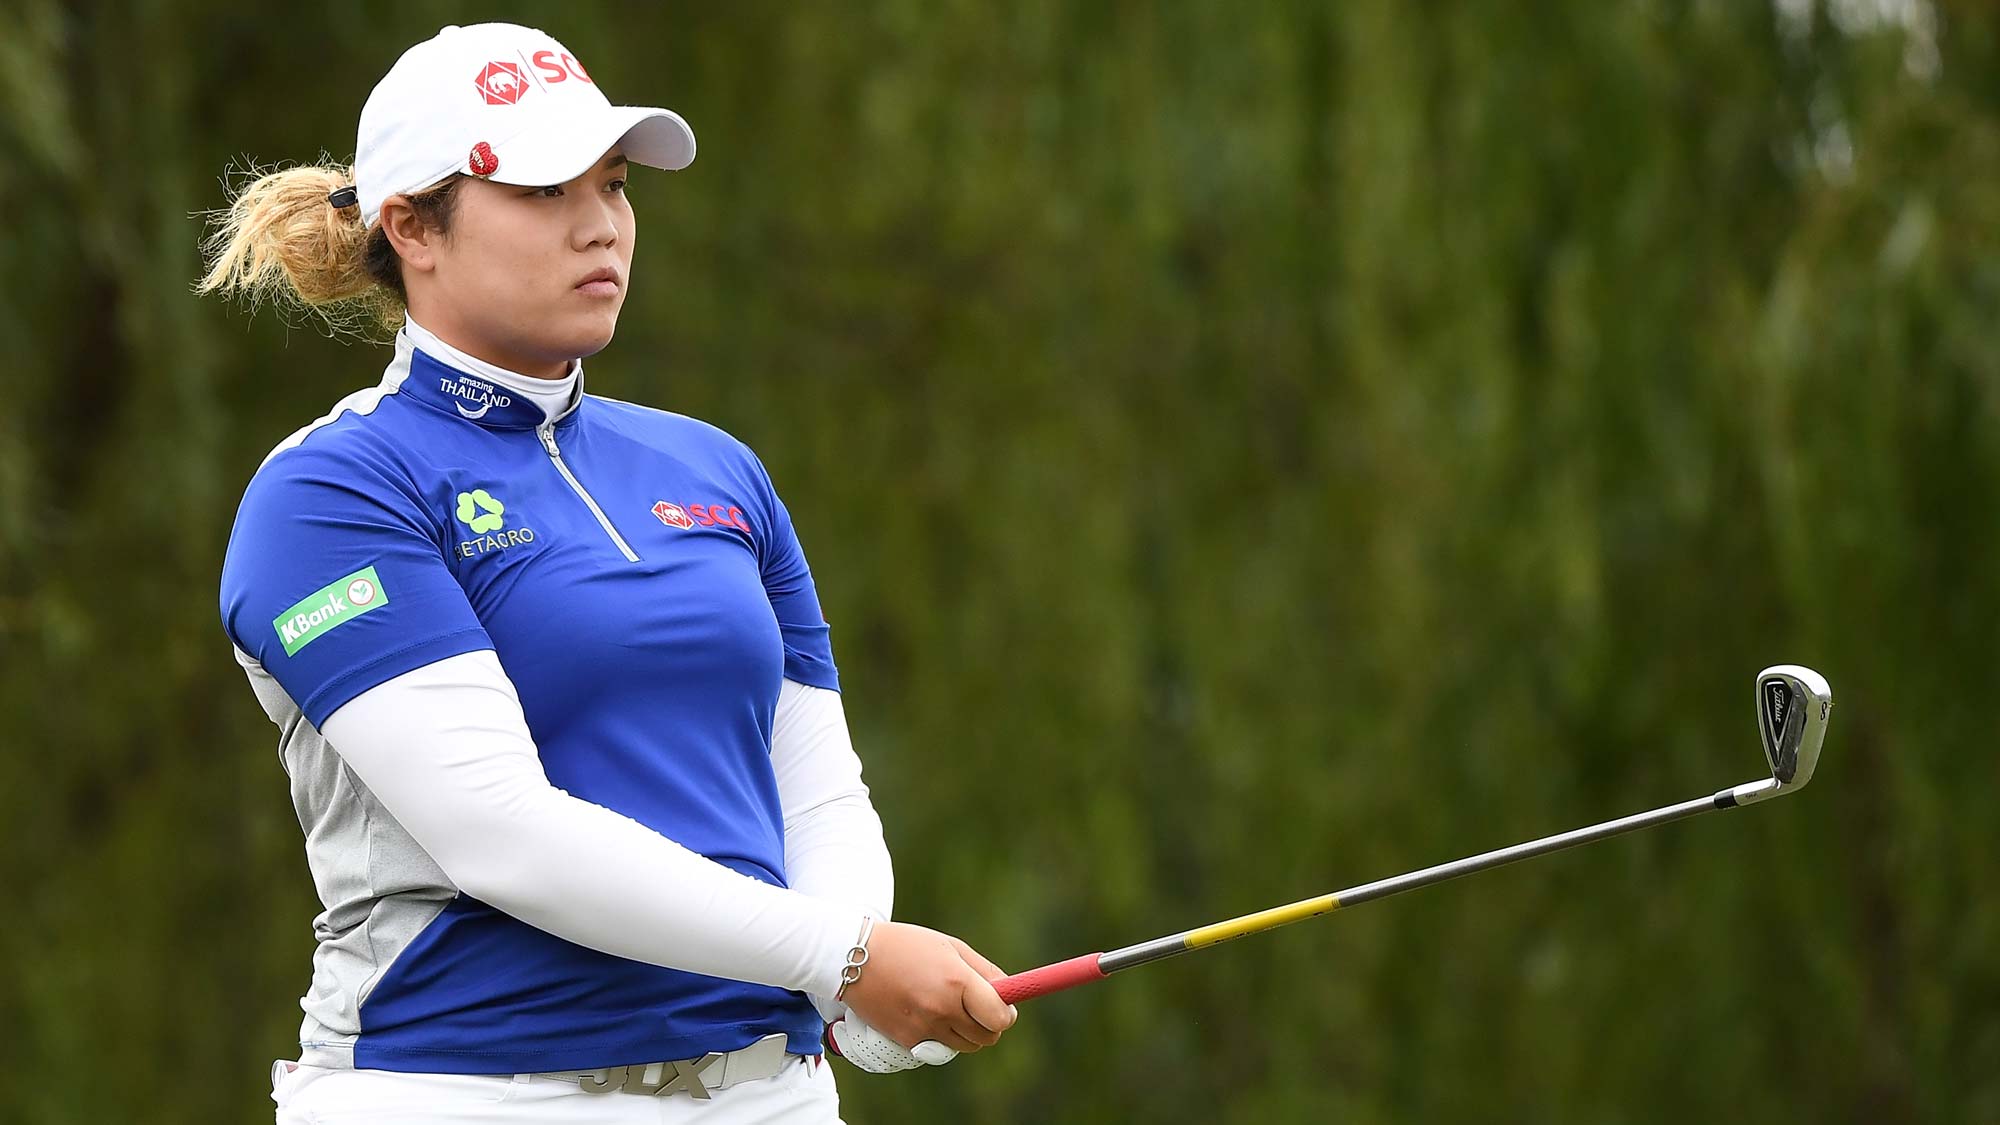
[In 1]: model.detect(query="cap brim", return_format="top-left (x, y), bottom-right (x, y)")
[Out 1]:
top-left (486, 105), bottom-right (696, 187)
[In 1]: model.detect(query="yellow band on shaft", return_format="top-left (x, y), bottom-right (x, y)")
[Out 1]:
top-left (1184, 893), bottom-right (1343, 949)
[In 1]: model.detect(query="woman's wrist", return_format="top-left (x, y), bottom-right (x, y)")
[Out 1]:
top-left (832, 914), bottom-right (876, 1003)
top-left (806, 909), bottom-right (873, 1002)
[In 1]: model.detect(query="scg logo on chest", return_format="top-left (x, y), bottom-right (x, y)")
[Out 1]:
top-left (652, 500), bottom-right (748, 533)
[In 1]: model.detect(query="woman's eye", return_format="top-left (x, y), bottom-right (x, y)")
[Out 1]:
top-left (534, 185), bottom-right (564, 198)
top-left (607, 178), bottom-right (628, 193)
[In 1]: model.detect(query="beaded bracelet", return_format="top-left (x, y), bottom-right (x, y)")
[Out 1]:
top-left (833, 916), bottom-right (876, 1002)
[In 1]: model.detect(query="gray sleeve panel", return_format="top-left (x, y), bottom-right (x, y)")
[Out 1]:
top-left (233, 646), bottom-right (456, 1067)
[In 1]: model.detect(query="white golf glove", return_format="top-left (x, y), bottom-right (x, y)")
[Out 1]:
top-left (824, 1013), bottom-right (957, 1073)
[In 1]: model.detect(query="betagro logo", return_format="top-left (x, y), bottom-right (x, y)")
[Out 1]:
top-left (456, 489), bottom-right (506, 532)
top-left (273, 565), bottom-right (388, 657)
top-left (455, 488), bottom-right (538, 557)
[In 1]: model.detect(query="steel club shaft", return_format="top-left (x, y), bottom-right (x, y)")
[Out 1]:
top-left (990, 665), bottom-right (1828, 1007)
top-left (991, 779), bottom-right (1778, 1005)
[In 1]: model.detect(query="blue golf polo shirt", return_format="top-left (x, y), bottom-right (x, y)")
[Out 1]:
top-left (219, 330), bottom-right (838, 1073)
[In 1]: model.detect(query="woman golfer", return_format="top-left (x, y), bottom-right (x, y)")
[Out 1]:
top-left (202, 22), bottom-right (1013, 1123)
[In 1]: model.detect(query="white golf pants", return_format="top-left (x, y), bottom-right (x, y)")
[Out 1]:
top-left (270, 1055), bottom-right (845, 1124)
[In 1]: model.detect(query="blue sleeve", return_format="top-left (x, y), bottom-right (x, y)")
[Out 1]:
top-left (743, 448), bottom-right (840, 692)
top-left (219, 442), bottom-right (494, 727)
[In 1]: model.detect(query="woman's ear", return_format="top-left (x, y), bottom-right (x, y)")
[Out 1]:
top-left (379, 195), bottom-right (439, 275)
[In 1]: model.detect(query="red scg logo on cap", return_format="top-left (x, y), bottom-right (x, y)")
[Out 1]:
top-left (531, 50), bottom-right (595, 86)
top-left (474, 61), bottom-right (530, 106)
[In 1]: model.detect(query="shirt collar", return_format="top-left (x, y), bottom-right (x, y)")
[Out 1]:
top-left (387, 318), bottom-right (585, 430)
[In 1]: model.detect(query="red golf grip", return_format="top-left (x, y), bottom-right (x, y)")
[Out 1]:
top-left (990, 952), bottom-right (1107, 1005)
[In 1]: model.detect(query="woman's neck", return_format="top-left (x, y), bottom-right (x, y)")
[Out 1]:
top-left (401, 312), bottom-right (574, 381)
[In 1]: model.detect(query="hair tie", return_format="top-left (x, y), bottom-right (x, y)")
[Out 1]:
top-left (327, 185), bottom-right (359, 209)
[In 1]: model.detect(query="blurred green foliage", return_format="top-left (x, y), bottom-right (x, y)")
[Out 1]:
top-left (3, 1), bottom-right (1997, 1121)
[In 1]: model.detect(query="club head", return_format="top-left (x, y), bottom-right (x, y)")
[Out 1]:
top-left (1755, 665), bottom-right (1832, 791)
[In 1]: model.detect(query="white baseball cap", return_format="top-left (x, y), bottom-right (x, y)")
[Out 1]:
top-left (350, 23), bottom-right (696, 224)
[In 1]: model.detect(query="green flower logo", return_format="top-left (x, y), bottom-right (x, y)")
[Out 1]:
top-left (455, 488), bottom-right (506, 533)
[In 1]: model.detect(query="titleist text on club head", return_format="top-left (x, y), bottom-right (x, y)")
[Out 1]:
top-left (1755, 665), bottom-right (1832, 790)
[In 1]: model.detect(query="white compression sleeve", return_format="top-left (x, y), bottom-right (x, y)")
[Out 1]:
top-left (771, 678), bottom-right (894, 922)
top-left (319, 650), bottom-right (865, 999)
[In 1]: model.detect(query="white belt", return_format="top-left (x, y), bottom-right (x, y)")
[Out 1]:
top-left (531, 1033), bottom-right (795, 1099)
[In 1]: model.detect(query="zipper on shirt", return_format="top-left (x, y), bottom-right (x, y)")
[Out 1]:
top-left (538, 422), bottom-right (640, 562)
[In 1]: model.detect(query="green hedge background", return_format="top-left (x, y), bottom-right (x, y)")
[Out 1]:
top-left (3, 2), bottom-right (1995, 1121)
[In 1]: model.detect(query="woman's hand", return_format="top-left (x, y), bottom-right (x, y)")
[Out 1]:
top-left (837, 921), bottom-right (1018, 1053)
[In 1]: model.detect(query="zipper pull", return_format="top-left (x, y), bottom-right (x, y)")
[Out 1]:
top-left (538, 426), bottom-right (560, 457)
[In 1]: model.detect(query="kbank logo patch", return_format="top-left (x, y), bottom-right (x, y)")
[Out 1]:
top-left (273, 566), bottom-right (387, 657)
top-left (454, 487), bottom-right (538, 557)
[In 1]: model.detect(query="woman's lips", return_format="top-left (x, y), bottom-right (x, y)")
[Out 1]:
top-left (575, 268), bottom-right (621, 298)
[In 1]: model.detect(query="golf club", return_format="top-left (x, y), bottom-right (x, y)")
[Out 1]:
top-left (989, 664), bottom-right (1833, 1005)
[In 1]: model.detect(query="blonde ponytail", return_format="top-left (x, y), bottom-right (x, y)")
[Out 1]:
top-left (196, 160), bottom-right (398, 336)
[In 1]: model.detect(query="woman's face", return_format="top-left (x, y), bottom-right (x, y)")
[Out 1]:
top-left (392, 149), bottom-right (636, 378)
